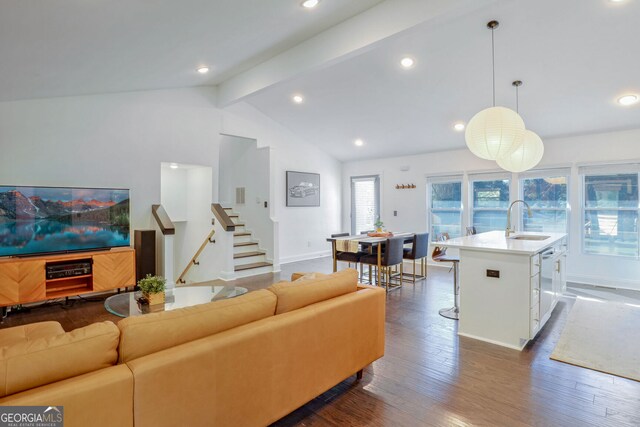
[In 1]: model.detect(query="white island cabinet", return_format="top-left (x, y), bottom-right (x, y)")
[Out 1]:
top-left (438, 231), bottom-right (567, 351)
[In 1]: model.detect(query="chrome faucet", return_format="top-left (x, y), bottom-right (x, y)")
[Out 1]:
top-left (506, 200), bottom-right (532, 237)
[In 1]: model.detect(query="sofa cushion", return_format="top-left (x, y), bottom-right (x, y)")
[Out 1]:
top-left (269, 269), bottom-right (358, 315)
top-left (117, 289), bottom-right (277, 363)
top-left (0, 321), bottom-right (119, 397)
top-left (0, 321), bottom-right (65, 347)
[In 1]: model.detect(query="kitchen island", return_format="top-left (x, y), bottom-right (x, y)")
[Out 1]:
top-left (438, 231), bottom-right (567, 350)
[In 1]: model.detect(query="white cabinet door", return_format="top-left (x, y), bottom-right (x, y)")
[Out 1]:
top-left (552, 254), bottom-right (567, 298)
top-left (540, 249), bottom-right (555, 319)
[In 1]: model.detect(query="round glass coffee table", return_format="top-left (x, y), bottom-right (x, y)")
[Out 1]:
top-left (104, 285), bottom-right (249, 318)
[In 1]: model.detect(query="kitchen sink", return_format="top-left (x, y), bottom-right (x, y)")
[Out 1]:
top-left (510, 235), bottom-right (550, 241)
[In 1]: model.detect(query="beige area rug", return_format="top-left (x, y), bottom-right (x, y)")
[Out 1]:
top-left (551, 298), bottom-right (640, 381)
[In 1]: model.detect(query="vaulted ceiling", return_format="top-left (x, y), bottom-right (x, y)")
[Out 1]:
top-left (2, 0), bottom-right (639, 161)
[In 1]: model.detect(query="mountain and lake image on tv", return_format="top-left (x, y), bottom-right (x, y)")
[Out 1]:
top-left (0, 186), bottom-right (130, 257)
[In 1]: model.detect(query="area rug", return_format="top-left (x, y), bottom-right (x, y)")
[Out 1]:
top-left (551, 298), bottom-right (640, 381)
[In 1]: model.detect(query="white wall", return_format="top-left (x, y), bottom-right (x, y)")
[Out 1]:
top-left (221, 103), bottom-right (342, 263)
top-left (342, 128), bottom-right (640, 290)
top-left (0, 87), bottom-right (221, 232)
top-left (218, 135), bottom-right (273, 261)
top-left (161, 166), bottom-right (188, 222)
top-left (0, 86), bottom-right (344, 274)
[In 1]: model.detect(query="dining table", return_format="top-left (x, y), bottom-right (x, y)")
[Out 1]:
top-left (326, 232), bottom-right (415, 286)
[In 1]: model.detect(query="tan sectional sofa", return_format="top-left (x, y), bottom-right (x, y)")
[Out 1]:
top-left (0, 269), bottom-right (385, 427)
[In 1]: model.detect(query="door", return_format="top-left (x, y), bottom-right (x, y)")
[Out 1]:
top-left (351, 175), bottom-right (380, 235)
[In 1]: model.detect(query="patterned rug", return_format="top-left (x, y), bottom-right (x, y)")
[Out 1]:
top-left (551, 298), bottom-right (640, 381)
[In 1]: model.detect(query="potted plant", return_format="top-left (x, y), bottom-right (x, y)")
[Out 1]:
top-left (374, 218), bottom-right (384, 232)
top-left (137, 274), bottom-right (166, 306)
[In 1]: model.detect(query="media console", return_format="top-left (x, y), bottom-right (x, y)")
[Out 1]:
top-left (0, 247), bottom-right (135, 307)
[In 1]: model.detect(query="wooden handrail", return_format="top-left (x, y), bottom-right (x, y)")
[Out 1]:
top-left (177, 229), bottom-right (216, 284)
top-left (152, 205), bottom-right (175, 235)
top-left (211, 203), bottom-right (236, 232)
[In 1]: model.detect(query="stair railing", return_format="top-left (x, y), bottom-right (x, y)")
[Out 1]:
top-left (177, 229), bottom-right (216, 284)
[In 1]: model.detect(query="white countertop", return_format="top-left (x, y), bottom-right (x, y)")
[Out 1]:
top-left (437, 230), bottom-right (567, 255)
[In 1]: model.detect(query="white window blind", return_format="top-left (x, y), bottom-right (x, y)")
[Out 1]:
top-left (351, 176), bottom-right (380, 235)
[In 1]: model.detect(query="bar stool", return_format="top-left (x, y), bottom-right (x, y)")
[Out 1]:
top-left (432, 233), bottom-right (459, 320)
top-left (402, 232), bottom-right (429, 283)
top-left (360, 236), bottom-right (405, 292)
top-left (466, 226), bottom-right (477, 236)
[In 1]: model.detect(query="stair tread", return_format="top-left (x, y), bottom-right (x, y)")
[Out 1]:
top-left (234, 223), bottom-right (245, 227)
top-left (228, 215), bottom-right (239, 218)
top-left (234, 251), bottom-right (265, 259)
top-left (234, 241), bottom-right (258, 247)
top-left (234, 261), bottom-right (272, 272)
top-left (234, 232), bottom-right (252, 236)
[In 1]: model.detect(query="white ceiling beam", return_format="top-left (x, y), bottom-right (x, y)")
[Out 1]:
top-left (217, 0), bottom-right (497, 107)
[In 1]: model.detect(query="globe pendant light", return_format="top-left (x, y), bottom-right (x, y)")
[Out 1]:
top-left (465, 21), bottom-right (525, 160)
top-left (496, 81), bottom-right (544, 172)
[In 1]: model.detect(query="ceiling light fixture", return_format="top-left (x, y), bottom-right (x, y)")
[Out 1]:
top-left (196, 66), bottom-right (210, 74)
top-left (400, 57), bottom-right (415, 68)
top-left (292, 94), bottom-right (304, 104)
top-left (354, 139), bottom-right (364, 147)
top-left (465, 21), bottom-right (525, 160)
top-left (618, 94), bottom-right (638, 106)
top-left (170, 163), bottom-right (179, 169)
top-left (496, 81), bottom-right (544, 173)
top-left (454, 122), bottom-right (465, 132)
top-left (301, 0), bottom-right (320, 8)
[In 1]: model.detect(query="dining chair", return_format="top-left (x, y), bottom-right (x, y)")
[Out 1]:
top-left (402, 232), bottom-right (429, 284)
top-left (360, 236), bottom-right (405, 292)
top-left (466, 226), bottom-right (477, 236)
top-left (432, 233), bottom-right (460, 320)
top-left (331, 232), bottom-right (367, 274)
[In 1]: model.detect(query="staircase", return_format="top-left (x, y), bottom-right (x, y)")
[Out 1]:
top-left (224, 207), bottom-right (273, 278)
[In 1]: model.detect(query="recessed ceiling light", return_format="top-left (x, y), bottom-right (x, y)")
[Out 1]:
top-left (301, 0), bottom-right (319, 8)
top-left (292, 94), bottom-right (304, 104)
top-left (196, 66), bottom-right (209, 74)
top-left (618, 94), bottom-right (638, 106)
top-left (609, 0), bottom-right (625, 3)
top-left (454, 122), bottom-right (465, 132)
top-left (400, 57), bottom-right (415, 69)
top-left (354, 139), bottom-right (364, 147)
top-left (170, 163), bottom-right (179, 169)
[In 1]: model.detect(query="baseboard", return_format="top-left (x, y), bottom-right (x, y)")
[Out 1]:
top-left (280, 250), bottom-right (331, 265)
top-left (567, 274), bottom-right (640, 292)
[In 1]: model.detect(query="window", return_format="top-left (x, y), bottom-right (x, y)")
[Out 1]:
top-left (520, 171), bottom-right (569, 234)
top-left (428, 177), bottom-right (462, 241)
top-left (350, 175), bottom-right (380, 235)
top-left (581, 166), bottom-right (639, 257)
top-left (470, 175), bottom-right (510, 234)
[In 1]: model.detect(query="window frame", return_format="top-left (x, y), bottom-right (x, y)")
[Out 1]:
top-left (427, 175), bottom-right (463, 241)
top-left (579, 165), bottom-right (640, 259)
top-left (468, 172), bottom-right (512, 234)
top-left (518, 168), bottom-right (571, 236)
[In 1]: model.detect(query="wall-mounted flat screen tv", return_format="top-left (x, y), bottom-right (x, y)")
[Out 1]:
top-left (0, 186), bottom-right (130, 257)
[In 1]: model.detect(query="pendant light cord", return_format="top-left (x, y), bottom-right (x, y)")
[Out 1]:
top-left (491, 26), bottom-right (496, 107)
top-left (516, 84), bottom-right (519, 113)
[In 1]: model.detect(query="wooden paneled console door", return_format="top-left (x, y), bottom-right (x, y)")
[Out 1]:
top-left (0, 247), bottom-right (135, 307)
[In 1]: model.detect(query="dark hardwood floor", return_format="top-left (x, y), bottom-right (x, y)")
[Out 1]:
top-left (2, 257), bottom-right (639, 426)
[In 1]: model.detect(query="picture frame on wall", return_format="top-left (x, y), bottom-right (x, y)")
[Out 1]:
top-left (286, 171), bottom-right (320, 207)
